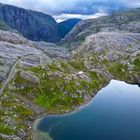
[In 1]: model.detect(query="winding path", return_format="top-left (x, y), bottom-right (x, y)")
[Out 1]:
top-left (0, 54), bottom-right (49, 96)
top-left (0, 57), bottom-right (24, 96)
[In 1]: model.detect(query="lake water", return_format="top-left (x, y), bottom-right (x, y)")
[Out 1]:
top-left (37, 80), bottom-right (140, 140)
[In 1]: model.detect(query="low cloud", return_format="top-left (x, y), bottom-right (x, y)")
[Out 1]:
top-left (54, 12), bottom-right (108, 23)
top-left (0, 0), bottom-right (140, 22)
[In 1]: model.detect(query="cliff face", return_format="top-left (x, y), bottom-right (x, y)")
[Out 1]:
top-left (0, 3), bottom-right (60, 42)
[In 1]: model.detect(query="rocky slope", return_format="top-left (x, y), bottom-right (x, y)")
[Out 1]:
top-left (0, 29), bottom-right (139, 139)
top-left (0, 30), bottom-right (70, 82)
top-left (63, 8), bottom-right (140, 48)
top-left (0, 8), bottom-right (140, 140)
top-left (0, 3), bottom-right (60, 42)
top-left (0, 30), bottom-right (71, 139)
top-left (71, 31), bottom-right (140, 83)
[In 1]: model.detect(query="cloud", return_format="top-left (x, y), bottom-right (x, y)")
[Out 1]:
top-left (0, 0), bottom-right (140, 14)
top-left (0, 0), bottom-right (140, 22)
top-left (54, 12), bottom-right (109, 23)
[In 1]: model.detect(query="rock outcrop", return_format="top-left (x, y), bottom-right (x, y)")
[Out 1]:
top-left (71, 31), bottom-right (140, 84)
top-left (0, 30), bottom-right (68, 81)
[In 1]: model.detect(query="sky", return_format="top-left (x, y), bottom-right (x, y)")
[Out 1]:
top-left (0, 0), bottom-right (140, 22)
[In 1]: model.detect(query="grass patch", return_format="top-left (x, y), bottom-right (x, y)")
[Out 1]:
top-left (0, 123), bottom-right (15, 135)
top-left (69, 59), bottom-right (84, 71)
top-left (133, 57), bottom-right (140, 72)
top-left (108, 63), bottom-right (128, 80)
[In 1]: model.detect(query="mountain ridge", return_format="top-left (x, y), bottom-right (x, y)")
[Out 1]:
top-left (0, 3), bottom-right (82, 43)
top-left (63, 8), bottom-right (140, 48)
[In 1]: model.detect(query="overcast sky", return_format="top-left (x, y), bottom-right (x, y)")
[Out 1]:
top-left (0, 0), bottom-right (140, 22)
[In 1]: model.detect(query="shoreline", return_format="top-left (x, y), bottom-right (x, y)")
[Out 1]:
top-left (31, 80), bottom-right (110, 139)
top-left (31, 95), bottom-right (93, 139)
top-left (31, 79), bottom-right (139, 139)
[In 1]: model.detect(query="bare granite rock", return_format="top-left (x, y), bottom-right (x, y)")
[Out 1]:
top-left (20, 71), bottom-right (40, 84)
top-left (75, 32), bottom-right (140, 61)
top-left (0, 30), bottom-right (69, 84)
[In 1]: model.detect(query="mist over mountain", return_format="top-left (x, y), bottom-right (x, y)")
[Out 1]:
top-left (0, 0), bottom-right (140, 21)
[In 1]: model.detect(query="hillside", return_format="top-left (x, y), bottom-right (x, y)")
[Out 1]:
top-left (63, 8), bottom-right (140, 48)
top-left (0, 7), bottom-right (140, 140)
top-left (0, 3), bottom-right (60, 42)
top-left (0, 4), bottom-right (81, 43)
top-left (58, 18), bottom-right (81, 38)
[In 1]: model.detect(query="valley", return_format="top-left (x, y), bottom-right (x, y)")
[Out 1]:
top-left (0, 4), bottom-right (139, 140)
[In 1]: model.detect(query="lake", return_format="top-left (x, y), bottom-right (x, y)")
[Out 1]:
top-left (36, 80), bottom-right (140, 140)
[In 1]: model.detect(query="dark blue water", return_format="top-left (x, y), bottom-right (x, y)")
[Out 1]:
top-left (37, 80), bottom-right (140, 140)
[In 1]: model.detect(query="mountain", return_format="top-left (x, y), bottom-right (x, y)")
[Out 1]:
top-left (0, 7), bottom-right (140, 140)
top-left (0, 4), bottom-right (81, 43)
top-left (63, 8), bottom-right (140, 47)
top-left (0, 3), bottom-right (60, 42)
top-left (58, 18), bottom-right (81, 38)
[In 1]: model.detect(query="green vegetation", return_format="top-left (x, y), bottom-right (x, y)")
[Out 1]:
top-left (11, 60), bottom-right (107, 113)
top-left (108, 63), bottom-right (129, 80)
top-left (69, 59), bottom-right (84, 71)
top-left (14, 68), bottom-right (85, 112)
top-left (1, 49), bottom-right (138, 139)
top-left (0, 7), bottom-right (140, 140)
top-left (48, 62), bottom-right (62, 72)
top-left (88, 71), bottom-right (101, 89)
top-left (133, 57), bottom-right (140, 72)
top-left (60, 37), bottom-right (85, 49)
top-left (0, 91), bottom-right (34, 138)
top-left (0, 123), bottom-right (15, 135)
